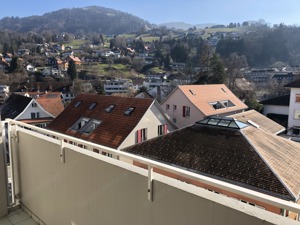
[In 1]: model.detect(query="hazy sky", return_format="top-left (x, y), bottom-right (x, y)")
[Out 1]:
top-left (1, 0), bottom-right (300, 26)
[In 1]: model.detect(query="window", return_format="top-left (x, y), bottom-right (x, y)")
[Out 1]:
top-left (182, 106), bottom-right (190, 117)
top-left (71, 117), bottom-right (89, 131)
top-left (93, 149), bottom-right (100, 153)
top-left (32, 102), bottom-right (37, 107)
top-left (296, 94), bottom-right (300, 103)
top-left (293, 128), bottom-right (300, 135)
top-left (210, 102), bottom-right (225, 109)
top-left (158, 124), bottom-right (168, 136)
top-left (36, 112), bottom-right (40, 118)
top-left (173, 105), bottom-right (177, 111)
top-left (294, 109), bottom-right (300, 120)
top-left (136, 128), bottom-right (147, 143)
top-left (105, 104), bottom-right (115, 113)
top-left (173, 118), bottom-right (177, 123)
top-left (166, 104), bottom-right (170, 110)
top-left (31, 112), bottom-right (36, 119)
top-left (71, 117), bottom-right (101, 134)
top-left (89, 102), bottom-right (97, 110)
top-left (81, 120), bottom-right (101, 134)
top-left (124, 107), bottom-right (135, 116)
top-left (74, 101), bottom-right (82, 108)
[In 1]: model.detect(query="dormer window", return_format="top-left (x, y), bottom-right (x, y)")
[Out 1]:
top-left (81, 119), bottom-right (101, 134)
top-left (71, 117), bottom-right (89, 131)
top-left (89, 102), bottom-right (97, 110)
top-left (71, 117), bottom-right (101, 135)
top-left (124, 107), bottom-right (135, 116)
top-left (74, 101), bottom-right (82, 108)
top-left (105, 104), bottom-right (115, 113)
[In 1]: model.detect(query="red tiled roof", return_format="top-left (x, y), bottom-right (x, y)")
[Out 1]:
top-left (35, 94), bottom-right (64, 117)
top-left (177, 85), bottom-right (248, 116)
top-left (47, 94), bottom-right (154, 149)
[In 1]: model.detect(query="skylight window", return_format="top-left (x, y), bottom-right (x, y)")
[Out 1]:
top-left (89, 102), bottom-right (97, 110)
top-left (105, 104), bottom-right (115, 113)
top-left (74, 101), bottom-right (82, 108)
top-left (124, 107), bottom-right (135, 116)
top-left (197, 116), bottom-right (248, 130)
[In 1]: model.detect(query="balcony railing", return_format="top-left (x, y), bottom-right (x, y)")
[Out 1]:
top-left (3, 119), bottom-right (300, 224)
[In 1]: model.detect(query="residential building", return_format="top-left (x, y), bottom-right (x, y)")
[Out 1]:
top-left (284, 79), bottom-right (300, 136)
top-left (47, 94), bottom-right (177, 150)
top-left (0, 57), bottom-right (9, 73)
top-left (260, 94), bottom-right (290, 128)
top-left (104, 79), bottom-right (133, 95)
top-left (161, 84), bottom-right (248, 128)
top-left (123, 116), bottom-right (300, 218)
top-left (0, 94), bottom-right (60, 127)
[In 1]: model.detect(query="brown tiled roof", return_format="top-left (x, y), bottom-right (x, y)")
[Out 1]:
top-left (47, 94), bottom-right (153, 149)
top-left (123, 121), bottom-right (300, 201)
top-left (35, 93), bottom-right (64, 117)
top-left (229, 110), bottom-right (285, 134)
top-left (177, 85), bottom-right (248, 116)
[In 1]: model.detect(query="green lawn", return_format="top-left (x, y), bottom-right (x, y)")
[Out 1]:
top-left (64, 39), bottom-right (86, 49)
top-left (83, 63), bottom-right (137, 78)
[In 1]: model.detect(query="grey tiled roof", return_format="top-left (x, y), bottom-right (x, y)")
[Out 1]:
top-left (123, 120), bottom-right (300, 201)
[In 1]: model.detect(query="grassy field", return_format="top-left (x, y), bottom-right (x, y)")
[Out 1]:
top-left (83, 63), bottom-right (138, 78)
top-left (64, 39), bottom-right (86, 49)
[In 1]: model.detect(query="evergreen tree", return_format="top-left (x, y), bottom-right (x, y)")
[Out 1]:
top-left (67, 60), bottom-right (77, 81)
top-left (208, 54), bottom-right (226, 84)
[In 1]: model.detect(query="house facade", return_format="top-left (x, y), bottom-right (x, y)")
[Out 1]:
top-left (161, 84), bottom-right (248, 128)
top-left (0, 94), bottom-right (57, 127)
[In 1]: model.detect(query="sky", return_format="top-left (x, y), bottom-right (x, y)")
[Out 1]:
top-left (1, 0), bottom-right (300, 26)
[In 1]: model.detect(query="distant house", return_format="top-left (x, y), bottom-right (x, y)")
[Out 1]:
top-left (0, 85), bottom-right (9, 104)
top-left (161, 84), bottom-right (248, 128)
top-left (17, 49), bottom-right (30, 56)
top-left (47, 94), bottom-right (177, 150)
top-left (0, 56), bottom-right (10, 73)
top-left (0, 94), bottom-right (61, 127)
top-left (104, 79), bottom-right (133, 95)
top-left (123, 116), bottom-right (300, 216)
top-left (284, 79), bottom-right (300, 136)
top-left (260, 94), bottom-right (290, 128)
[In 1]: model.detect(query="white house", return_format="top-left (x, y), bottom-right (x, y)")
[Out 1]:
top-left (284, 80), bottom-right (300, 135)
top-left (161, 84), bottom-right (248, 128)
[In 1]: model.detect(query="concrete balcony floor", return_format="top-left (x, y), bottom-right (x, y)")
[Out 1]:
top-left (0, 207), bottom-right (38, 225)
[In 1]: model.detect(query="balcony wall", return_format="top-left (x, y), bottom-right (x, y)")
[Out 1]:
top-left (5, 124), bottom-right (299, 225)
top-left (0, 137), bottom-right (8, 217)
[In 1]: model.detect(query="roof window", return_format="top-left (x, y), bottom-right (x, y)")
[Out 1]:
top-left (197, 116), bottom-right (248, 130)
top-left (74, 101), bottom-right (82, 108)
top-left (89, 102), bottom-right (97, 110)
top-left (71, 117), bottom-right (101, 135)
top-left (105, 104), bottom-right (115, 113)
top-left (124, 107), bottom-right (135, 116)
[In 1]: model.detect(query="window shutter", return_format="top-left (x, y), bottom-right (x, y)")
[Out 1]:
top-left (183, 106), bottom-right (186, 117)
top-left (137, 129), bottom-right (142, 143)
top-left (164, 124), bottom-right (168, 134)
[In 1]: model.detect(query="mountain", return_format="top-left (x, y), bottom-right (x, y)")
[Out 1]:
top-left (0, 6), bottom-right (150, 35)
top-left (159, 22), bottom-right (219, 30)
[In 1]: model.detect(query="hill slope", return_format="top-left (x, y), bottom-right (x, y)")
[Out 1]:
top-left (0, 6), bottom-right (150, 35)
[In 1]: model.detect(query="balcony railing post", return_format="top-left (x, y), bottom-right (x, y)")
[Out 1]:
top-left (148, 165), bottom-right (153, 202)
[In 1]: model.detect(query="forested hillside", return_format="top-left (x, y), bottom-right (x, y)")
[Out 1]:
top-left (0, 6), bottom-right (150, 35)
